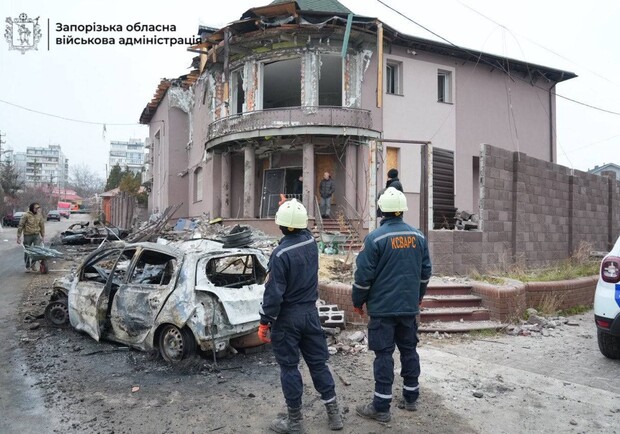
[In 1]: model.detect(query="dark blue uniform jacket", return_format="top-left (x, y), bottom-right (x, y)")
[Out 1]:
top-left (352, 217), bottom-right (432, 317)
top-left (260, 229), bottom-right (318, 323)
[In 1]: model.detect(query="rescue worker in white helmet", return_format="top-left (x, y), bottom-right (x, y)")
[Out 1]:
top-left (258, 199), bottom-right (344, 433)
top-left (352, 187), bottom-right (432, 423)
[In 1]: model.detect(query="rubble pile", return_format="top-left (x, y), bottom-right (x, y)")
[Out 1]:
top-left (505, 308), bottom-right (580, 337)
top-left (323, 327), bottom-right (367, 355)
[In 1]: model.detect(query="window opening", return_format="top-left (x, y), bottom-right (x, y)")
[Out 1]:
top-left (263, 58), bottom-right (301, 109)
top-left (319, 56), bottom-right (342, 106)
top-left (438, 70), bottom-right (452, 103)
top-left (205, 255), bottom-right (266, 288)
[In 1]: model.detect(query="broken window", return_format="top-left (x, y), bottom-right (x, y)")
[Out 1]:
top-left (205, 254), bottom-right (267, 288)
top-left (319, 55), bottom-right (342, 106)
top-left (262, 58), bottom-right (301, 109)
top-left (231, 69), bottom-right (245, 114)
top-left (80, 248), bottom-right (135, 285)
top-left (129, 250), bottom-right (178, 286)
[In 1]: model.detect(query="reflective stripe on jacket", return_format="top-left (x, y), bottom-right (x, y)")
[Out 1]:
top-left (260, 229), bottom-right (318, 323)
top-left (352, 217), bottom-right (431, 317)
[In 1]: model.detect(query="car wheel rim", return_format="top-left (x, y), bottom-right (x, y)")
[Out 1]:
top-left (47, 301), bottom-right (68, 326)
top-left (162, 327), bottom-right (184, 361)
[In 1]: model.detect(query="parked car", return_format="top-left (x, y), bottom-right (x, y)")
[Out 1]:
top-left (58, 209), bottom-right (70, 219)
top-left (47, 210), bottom-right (61, 221)
top-left (45, 239), bottom-right (268, 363)
top-left (594, 236), bottom-right (620, 359)
top-left (3, 211), bottom-right (25, 227)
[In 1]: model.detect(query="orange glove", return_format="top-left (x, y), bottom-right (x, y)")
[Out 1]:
top-left (353, 306), bottom-right (365, 316)
top-left (258, 323), bottom-right (271, 343)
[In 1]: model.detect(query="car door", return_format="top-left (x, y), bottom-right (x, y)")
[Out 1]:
top-left (68, 246), bottom-right (130, 340)
top-left (108, 248), bottom-right (179, 344)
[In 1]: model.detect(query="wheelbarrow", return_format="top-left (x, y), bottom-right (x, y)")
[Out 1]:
top-left (22, 243), bottom-right (63, 274)
top-left (318, 231), bottom-right (349, 254)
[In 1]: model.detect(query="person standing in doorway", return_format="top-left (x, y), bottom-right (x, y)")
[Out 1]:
top-left (319, 171), bottom-right (335, 218)
top-left (386, 168), bottom-right (403, 192)
top-left (258, 199), bottom-right (344, 433)
top-left (353, 187), bottom-right (432, 423)
top-left (16, 202), bottom-right (45, 272)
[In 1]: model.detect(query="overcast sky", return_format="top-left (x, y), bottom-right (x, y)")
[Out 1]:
top-left (1, 0), bottom-right (618, 179)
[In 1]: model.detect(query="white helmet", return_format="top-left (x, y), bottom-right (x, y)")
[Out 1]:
top-left (275, 199), bottom-right (308, 229)
top-left (378, 187), bottom-right (408, 212)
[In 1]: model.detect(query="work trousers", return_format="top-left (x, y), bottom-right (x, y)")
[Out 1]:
top-left (271, 308), bottom-right (336, 409)
top-left (23, 234), bottom-right (42, 267)
top-left (367, 316), bottom-right (420, 412)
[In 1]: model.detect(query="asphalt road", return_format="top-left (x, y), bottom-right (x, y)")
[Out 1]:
top-left (0, 218), bottom-right (73, 433)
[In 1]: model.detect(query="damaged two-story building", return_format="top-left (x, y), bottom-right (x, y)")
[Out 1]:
top-left (139, 0), bottom-right (575, 236)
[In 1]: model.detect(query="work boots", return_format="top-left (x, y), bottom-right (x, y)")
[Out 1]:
top-left (270, 406), bottom-right (303, 433)
top-left (324, 400), bottom-right (344, 430)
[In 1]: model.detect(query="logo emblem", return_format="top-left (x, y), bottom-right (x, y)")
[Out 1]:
top-left (5, 13), bottom-right (42, 54)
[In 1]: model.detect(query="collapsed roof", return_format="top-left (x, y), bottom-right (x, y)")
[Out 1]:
top-left (139, 0), bottom-right (576, 124)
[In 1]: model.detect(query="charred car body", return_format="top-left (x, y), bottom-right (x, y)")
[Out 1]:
top-left (45, 239), bottom-right (268, 362)
top-left (60, 221), bottom-right (130, 245)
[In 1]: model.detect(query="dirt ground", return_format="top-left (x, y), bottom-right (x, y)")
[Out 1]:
top-left (14, 254), bottom-right (620, 434)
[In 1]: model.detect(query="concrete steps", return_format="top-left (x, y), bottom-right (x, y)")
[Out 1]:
top-left (419, 284), bottom-right (504, 333)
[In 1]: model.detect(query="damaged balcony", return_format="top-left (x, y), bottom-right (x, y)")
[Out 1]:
top-left (206, 106), bottom-right (378, 149)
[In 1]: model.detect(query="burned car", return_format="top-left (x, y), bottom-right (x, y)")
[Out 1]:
top-left (60, 221), bottom-right (130, 245)
top-left (45, 239), bottom-right (268, 362)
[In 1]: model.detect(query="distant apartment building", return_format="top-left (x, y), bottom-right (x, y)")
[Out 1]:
top-left (109, 139), bottom-right (145, 174)
top-left (13, 145), bottom-right (69, 188)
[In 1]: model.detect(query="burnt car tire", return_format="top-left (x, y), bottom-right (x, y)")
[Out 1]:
top-left (158, 325), bottom-right (196, 363)
top-left (45, 298), bottom-right (69, 327)
top-left (597, 329), bottom-right (620, 359)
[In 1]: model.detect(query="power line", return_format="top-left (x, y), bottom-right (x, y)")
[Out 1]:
top-left (375, 0), bottom-right (620, 117)
top-left (456, 0), bottom-right (619, 88)
top-left (0, 98), bottom-right (139, 126)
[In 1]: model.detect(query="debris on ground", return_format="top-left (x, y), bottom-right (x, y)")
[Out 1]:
top-left (505, 308), bottom-right (580, 337)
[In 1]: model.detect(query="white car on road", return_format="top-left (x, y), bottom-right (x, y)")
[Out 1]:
top-left (594, 236), bottom-right (620, 359)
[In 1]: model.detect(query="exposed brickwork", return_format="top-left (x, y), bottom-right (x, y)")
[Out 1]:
top-left (471, 281), bottom-right (526, 322)
top-left (525, 277), bottom-right (597, 310)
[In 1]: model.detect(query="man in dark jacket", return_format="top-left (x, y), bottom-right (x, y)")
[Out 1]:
top-left (258, 198), bottom-right (343, 433)
top-left (386, 168), bottom-right (403, 192)
top-left (319, 172), bottom-right (335, 218)
top-left (352, 187), bottom-right (432, 423)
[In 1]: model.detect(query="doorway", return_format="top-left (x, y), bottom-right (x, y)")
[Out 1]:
top-left (260, 167), bottom-right (303, 218)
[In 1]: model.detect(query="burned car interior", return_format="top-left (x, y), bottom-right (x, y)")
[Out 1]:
top-left (51, 240), bottom-right (269, 363)
top-left (204, 254), bottom-right (267, 288)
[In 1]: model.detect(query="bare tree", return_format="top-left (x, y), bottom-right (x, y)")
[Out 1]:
top-left (69, 164), bottom-right (105, 199)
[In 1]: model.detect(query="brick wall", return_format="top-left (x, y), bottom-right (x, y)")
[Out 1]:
top-left (429, 145), bottom-right (620, 275)
top-left (525, 277), bottom-right (597, 310)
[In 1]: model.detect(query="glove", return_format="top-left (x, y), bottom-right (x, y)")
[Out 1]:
top-left (16, 237), bottom-right (21, 245)
top-left (353, 306), bottom-right (365, 316)
top-left (257, 323), bottom-right (271, 344)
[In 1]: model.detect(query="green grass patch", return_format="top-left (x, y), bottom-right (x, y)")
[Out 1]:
top-left (558, 305), bottom-right (592, 316)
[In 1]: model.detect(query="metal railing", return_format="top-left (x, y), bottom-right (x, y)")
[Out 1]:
top-left (314, 196), bottom-right (324, 233)
top-left (207, 106), bottom-right (373, 143)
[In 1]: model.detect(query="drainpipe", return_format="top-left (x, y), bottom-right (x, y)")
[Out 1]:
top-left (549, 82), bottom-right (557, 163)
